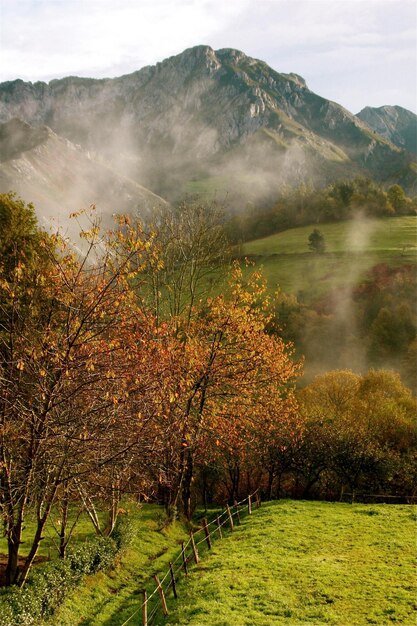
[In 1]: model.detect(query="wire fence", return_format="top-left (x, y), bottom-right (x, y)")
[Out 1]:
top-left (120, 490), bottom-right (261, 626)
top-left (340, 491), bottom-right (417, 504)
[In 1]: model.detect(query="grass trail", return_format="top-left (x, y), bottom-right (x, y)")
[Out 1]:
top-left (52, 504), bottom-right (189, 626)
top-left (165, 501), bottom-right (416, 626)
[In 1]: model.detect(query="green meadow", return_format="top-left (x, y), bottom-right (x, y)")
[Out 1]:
top-left (166, 501), bottom-right (416, 626)
top-left (240, 216), bottom-right (417, 299)
top-left (1, 501), bottom-right (414, 624)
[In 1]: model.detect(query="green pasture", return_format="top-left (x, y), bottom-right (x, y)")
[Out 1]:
top-left (52, 505), bottom-right (189, 626)
top-left (1, 501), bottom-right (414, 625)
top-left (240, 216), bottom-right (417, 299)
top-left (166, 501), bottom-right (417, 626)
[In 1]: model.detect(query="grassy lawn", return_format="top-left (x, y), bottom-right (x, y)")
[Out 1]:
top-left (51, 504), bottom-right (189, 626)
top-left (165, 501), bottom-right (416, 626)
top-left (240, 217), bottom-right (417, 299)
top-left (2, 501), bottom-right (414, 625)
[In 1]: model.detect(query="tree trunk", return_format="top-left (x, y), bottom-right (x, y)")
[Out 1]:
top-left (5, 520), bottom-right (22, 586)
top-left (18, 486), bottom-right (58, 587)
top-left (182, 449), bottom-right (194, 520)
top-left (267, 467), bottom-right (275, 500)
top-left (59, 496), bottom-right (69, 559)
top-left (228, 464), bottom-right (240, 504)
top-left (302, 474), bottom-right (321, 498)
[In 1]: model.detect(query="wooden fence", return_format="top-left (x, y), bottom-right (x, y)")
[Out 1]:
top-left (120, 491), bottom-right (261, 626)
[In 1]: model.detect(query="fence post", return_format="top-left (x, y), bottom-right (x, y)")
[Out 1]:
top-left (154, 575), bottom-right (169, 617)
top-left (169, 562), bottom-right (178, 599)
top-left (248, 494), bottom-right (252, 515)
top-left (142, 590), bottom-right (148, 626)
top-left (226, 504), bottom-right (234, 530)
top-left (181, 541), bottom-right (188, 575)
top-left (216, 515), bottom-right (223, 539)
top-left (202, 517), bottom-right (212, 549)
top-left (190, 531), bottom-right (199, 563)
top-left (234, 501), bottom-right (241, 524)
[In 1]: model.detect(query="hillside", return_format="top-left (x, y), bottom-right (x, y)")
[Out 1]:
top-left (166, 501), bottom-right (416, 625)
top-left (0, 46), bottom-right (416, 207)
top-left (0, 118), bottom-right (166, 236)
top-left (357, 105), bottom-right (417, 156)
top-left (241, 216), bottom-right (417, 296)
top-left (240, 216), bottom-right (416, 387)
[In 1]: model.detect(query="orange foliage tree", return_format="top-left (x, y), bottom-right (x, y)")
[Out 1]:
top-left (0, 201), bottom-right (160, 585)
top-left (152, 265), bottom-right (301, 518)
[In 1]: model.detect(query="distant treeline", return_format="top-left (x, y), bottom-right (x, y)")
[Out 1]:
top-left (269, 263), bottom-right (416, 395)
top-left (226, 178), bottom-right (417, 242)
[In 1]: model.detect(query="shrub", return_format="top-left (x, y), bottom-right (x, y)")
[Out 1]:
top-left (68, 536), bottom-right (117, 576)
top-left (0, 534), bottom-right (120, 625)
top-left (111, 513), bottom-right (135, 551)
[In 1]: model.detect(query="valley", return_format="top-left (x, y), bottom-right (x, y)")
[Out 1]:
top-left (0, 41), bottom-right (416, 626)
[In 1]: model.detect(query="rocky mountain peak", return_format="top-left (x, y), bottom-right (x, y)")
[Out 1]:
top-left (0, 45), bottom-right (415, 207)
top-left (357, 105), bottom-right (417, 155)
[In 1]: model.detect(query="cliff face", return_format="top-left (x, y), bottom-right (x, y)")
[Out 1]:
top-left (0, 118), bottom-right (166, 235)
top-left (356, 105), bottom-right (417, 156)
top-left (0, 46), bottom-right (416, 204)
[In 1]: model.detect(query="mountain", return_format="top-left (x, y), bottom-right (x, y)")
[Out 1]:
top-left (0, 118), bottom-right (166, 238)
top-left (0, 46), bottom-right (416, 210)
top-left (356, 105), bottom-right (417, 156)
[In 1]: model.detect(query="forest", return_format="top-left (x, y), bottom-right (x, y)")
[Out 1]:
top-left (227, 177), bottom-right (417, 242)
top-left (0, 190), bottom-right (416, 597)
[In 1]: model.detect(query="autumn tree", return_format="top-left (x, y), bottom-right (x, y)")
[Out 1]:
top-left (152, 265), bottom-right (301, 518)
top-left (0, 200), bottom-right (160, 585)
top-left (298, 369), bottom-right (417, 498)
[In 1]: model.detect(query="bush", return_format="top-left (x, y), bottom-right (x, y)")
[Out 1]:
top-left (0, 534), bottom-right (120, 626)
top-left (110, 513), bottom-right (135, 551)
top-left (68, 536), bottom-right (118, 576)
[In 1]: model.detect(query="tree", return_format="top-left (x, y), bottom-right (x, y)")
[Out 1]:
top-left (308, 228), bottom-right (326, 254)
top-left (145, 200), bottom-right (230, 328)
top-left (0, 192), bottom-right (40, 277)
top-left (298, 369), bottom-right (417, 498)
top-left (0, 200), bottom-right (160, 586)
top-left (152, 264), bottom-right (301, 518)
top-left (387, 184), bottom-right (408, 214)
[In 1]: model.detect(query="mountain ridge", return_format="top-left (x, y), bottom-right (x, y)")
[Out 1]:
top-left (0, 45), bottom-right (415, 209)
top-left (0, 118), bottom-right (166, 238)
top-left (356, 105), bottom-right (417, 156)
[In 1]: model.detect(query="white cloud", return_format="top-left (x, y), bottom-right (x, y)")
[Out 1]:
top-left (0, 0), bottom-right (415, 112)
top-left (0, 0), bottom-right (251, 80)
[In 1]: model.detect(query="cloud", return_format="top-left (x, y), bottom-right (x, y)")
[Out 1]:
top-left (0, 0), bottom-right (415, 113)
top-left (0, 0), bottom-right (250, 80)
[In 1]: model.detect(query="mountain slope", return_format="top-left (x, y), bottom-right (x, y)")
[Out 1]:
top-left (357, 105), bottom-right (417, 156)
top-left (0, 46), bottom-right (415, 204)
top-left (0, 118), bottom-right (166, 236)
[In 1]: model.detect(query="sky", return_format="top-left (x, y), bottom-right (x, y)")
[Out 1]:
top-left (0, 0), bottom-right (416, 114)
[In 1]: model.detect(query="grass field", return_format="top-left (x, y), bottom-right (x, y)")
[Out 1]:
top-left (240, 216), bottom-right (417, 300)
top-left (51, 505), bottom-right (189, 626)
top-left (1, 501), bottom-right (414, 625)
top-left (165, 501), bottom-right (416, 626)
